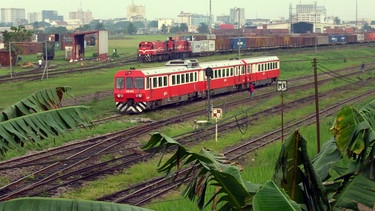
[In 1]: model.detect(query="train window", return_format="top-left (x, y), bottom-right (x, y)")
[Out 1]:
top-left (190, 73), bottom-right (194, 82)
top-left (158, 77), bottom-right (163, 87)
top-left (241, 66), bottom-right (245, 74)
top-left (195, 72), bottom-right (197, 81)
top-left (177, 75), bottom-right (180, 84)
top-left (116, 78), bottom-right (125, 89)
top-left (218, 69), bottom-right (222, 78)
top-left (268, 63), bottom-right (270, 70)
top-left (248, 65), bottom-right (252, 73)
top-left (126, 77), bottom-right (133, 89)
top-left (163, 76), bottom-right (167, 86)
top-left (186, 73), bottom-right (190, 83)
top-left (172, 75), bottom-right (176, 85)
top-left (214, 70), bottom-right (217, 79)
top-left (153, 77), bottom-right (158, 88)
top-left (146, 77), bottom-right (150, 89)
top-left (230, 68), bottom-right (234, 76)
top-left (181, 74), bottom-right (185, 83)
top-left (258, 65), bottom-right (260, 72)
top-left (134, 77), bottom-right (144, 89)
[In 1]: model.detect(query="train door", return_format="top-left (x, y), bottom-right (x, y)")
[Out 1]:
top-left (248, 64), bottom-right (252, 82)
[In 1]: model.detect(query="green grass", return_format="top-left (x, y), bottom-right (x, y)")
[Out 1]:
top-left (1, 38), bottom-right (375, 210)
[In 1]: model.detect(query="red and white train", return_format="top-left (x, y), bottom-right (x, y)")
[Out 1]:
top-left (114, 56), bottom-right (280, 114)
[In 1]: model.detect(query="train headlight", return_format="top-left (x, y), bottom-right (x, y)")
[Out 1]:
top-left (117, 94), bottom-right (123, 98)
top-left (136, 94), bottom-right (143, 98)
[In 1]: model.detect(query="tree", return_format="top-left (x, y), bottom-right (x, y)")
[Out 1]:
top-left (126, 22), bottom-right (137, 34)
top-left (198, 22), bottom-right (209, 34)
top-left (0, 87), bottom-right (92, 157)
top-left (161, 24), bottom-right (168, 34)
top-left (1, 25), bottom-right (33, 54)
top-left (94, 22), bottom-right (106, 30)
top-left (148, 20), bottom-right (158, 28)
top-left (180, 23), bottom-right (189, 33)
top-left (334, 17), bottom-right (341, 25)
top-left (45, 26), bottom-right (68, 35)
top-left (169, 25), bottom-right (180, 34)
top-left (143, 98), bottom-right (375, 210)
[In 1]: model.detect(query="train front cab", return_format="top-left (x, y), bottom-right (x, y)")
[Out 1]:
top-left (114, 70), bottom-right (147, 114)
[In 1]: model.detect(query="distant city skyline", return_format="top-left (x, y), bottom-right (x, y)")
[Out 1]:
top-left (1, 0), bottom-right (374, 21)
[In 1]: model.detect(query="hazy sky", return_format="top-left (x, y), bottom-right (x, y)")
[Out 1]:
top-left (2, 0), bottom-right (373, 21)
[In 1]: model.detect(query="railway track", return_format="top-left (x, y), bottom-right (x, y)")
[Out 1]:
top-left (0, 43), bottom-right (371, 84)
top-left (0, 64), bottom-right (373, 202)
top-left (96, 80), bottom-right (375, 206)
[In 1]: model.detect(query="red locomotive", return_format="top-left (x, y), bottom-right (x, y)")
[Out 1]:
top-left (138, 39), bottom-right (191, 62)
top-left (114, 56), bottom-right (280, 114)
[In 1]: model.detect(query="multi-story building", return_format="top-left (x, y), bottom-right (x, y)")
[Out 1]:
top-left (296, 3), bottom-right (326, 23)
top-left (42, 10), bottom-right (63, 22)
top-left (177, 11), bottom-right (211, 28)
top-left (28, 12), bottom-right (42, 23)
top-left (1, 8), bottom-right (26, 25)
top-left (157, 18), bottom-right (174, 31)
top-left (229, 8), bottom-right (245, 28)
top-left (216, 15), bottom-right (230, 24)
top-left (127, 4), bottom-right (145, 22)
top-left (69, 10), bottom-right (93, 24)
top-left (177, 11), bottom-right (192, 26)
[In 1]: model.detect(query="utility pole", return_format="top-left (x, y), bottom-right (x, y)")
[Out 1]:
top-left (209, 0), bottom-right (212, 34)
top-left (313, 58), bottom-right (321, 153)
top-left (9, 42), bottom-right (13, 78)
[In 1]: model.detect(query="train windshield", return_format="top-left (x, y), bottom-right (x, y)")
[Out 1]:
top-left (115, 77), bottom-right (125, 89)
top-left (121, 77), bottom-right (144, 89)
top-left (134, 77), bottom-right (144, 89)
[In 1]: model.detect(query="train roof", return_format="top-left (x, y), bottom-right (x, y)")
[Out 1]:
top-left (135, 56), bottom-right (279, 76)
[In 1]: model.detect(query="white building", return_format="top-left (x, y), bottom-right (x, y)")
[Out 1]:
top-left (127, 5), bottom-right (145, 22)
top-left (230, 8), bottom-right (245, 28)
top-left (157, 18), bottom-right (174, 30)
top-left (69, 10), bottom-right (93, 24)
top-left (296, 4), bottom-right (326, 23)
top-left (28, 12), bottom-right (42, 23)
top-left (1, 8), bottom-right (25, 25)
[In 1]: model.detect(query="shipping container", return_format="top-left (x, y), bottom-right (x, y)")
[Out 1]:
top-left (13, 42), bottom-right (43, 55)
top-left (316, 36), bottom-right (329, 45)
top-left (328, 34), bottom-right (347, 44)
top-left (215, 38), bottom-right (231, 52)
top-left (230, 37), bottom-right (247, 50)
top-left (190, 40), bottom-right (215, 55)
top-left (0, 50), bottom-right (16, 66)
top-left (364, 32), bottom-right (375, 42)
top-left (356, 33), bottom-right (365, 42)
top-left (346, 34), bottom-right (358, 43)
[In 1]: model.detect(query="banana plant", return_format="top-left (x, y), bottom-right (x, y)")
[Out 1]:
top-left (142, 98), bottom-right (375, 210)
top-left (142, 132), bottom-right (297, 210)
top-left (0, 197), bottom-right (152, 211)
top-left (0, 87), bottom-right (92, 157)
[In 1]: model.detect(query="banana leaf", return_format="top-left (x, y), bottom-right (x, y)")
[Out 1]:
top-left (0, 106), bottom-right (92, 157)
top-left (253, 180), bottom-right (301, 211)
top-left (273, 130), bottom-right (329, 211)
top-left (0, 197), bottom-right (152, 211)
top-left (0, 86), bottom-right (72, 122)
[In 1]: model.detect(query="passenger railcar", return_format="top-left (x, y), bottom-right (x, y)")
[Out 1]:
top-left (114, 56), bottom-right (280, 114)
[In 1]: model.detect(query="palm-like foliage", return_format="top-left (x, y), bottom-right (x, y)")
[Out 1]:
top-left (0, 87), bottom-right (92, 156)
top-left (0, 197), bottom-right (152, 211)
top-left (273, 130), bottom-right (330, 211)
top-left (143, 99), bottom-right (375, 210)
top-left (143, 133), bottom-right (290, 210)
